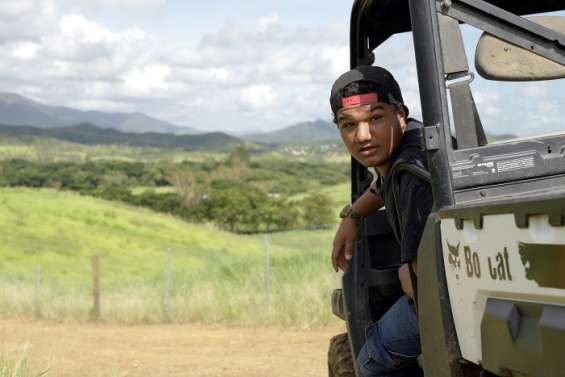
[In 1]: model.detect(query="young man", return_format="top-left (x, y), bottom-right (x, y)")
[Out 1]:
top-left (329, 65), bottom-right (433, 377)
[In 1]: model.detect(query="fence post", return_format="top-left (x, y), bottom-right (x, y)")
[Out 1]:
top-left (164, 248), bottom-right (172, 320)
top-left (34, 262), bottom-right (41, 318)
top-left (91, 255), bottom-right (101, 320)
top-left (263, 233), bottom-right (271, 306)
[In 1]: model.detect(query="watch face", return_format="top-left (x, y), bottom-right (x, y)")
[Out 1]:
top-left (339, 205), bottom-right (351, 219)
top-left (350, 210), bottom-right (362, 220)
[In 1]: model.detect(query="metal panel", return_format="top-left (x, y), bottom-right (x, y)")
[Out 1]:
top-left (449, 82), bottom-right (487, 149)
top-left (440, 211), bottom-right (565, 366)
top-left (341, 211), bottom-right (403, 366)
top-left (409, 0), bottom-right (455, 210)
top-left (450, 134), bottom-right (565, 191)
top-left (454, 174), bottom-right (565, 204)
top-left (418, 214), bottom-right (480, 377)
top-left (349, 1), bottom-right (374, 201)
top-left (482, 299), bottom-right (565, 376)
top-left (438, 14), bottom-right (469, 74)
top-left (440, 188), bottom-right (565, 229)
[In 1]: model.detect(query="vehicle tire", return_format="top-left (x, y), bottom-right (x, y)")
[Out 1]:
top-left (328, 332), bottom-right (355, 377)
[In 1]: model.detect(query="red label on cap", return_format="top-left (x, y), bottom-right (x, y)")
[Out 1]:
top-left (341, 93), bottom-right (379, 108)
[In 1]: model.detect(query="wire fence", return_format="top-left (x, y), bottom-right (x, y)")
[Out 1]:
top-left (25, 234), bottom-right (285, 323)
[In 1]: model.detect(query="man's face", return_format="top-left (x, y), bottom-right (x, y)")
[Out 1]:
top-left (336, 100), bottom-right (406, 171)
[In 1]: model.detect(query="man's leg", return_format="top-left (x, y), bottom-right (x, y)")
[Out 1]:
top-left (356, 296), bottom-right (422, 377)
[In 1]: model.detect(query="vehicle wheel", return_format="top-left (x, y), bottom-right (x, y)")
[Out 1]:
top-left (328, 333), bottom-right (355, 377)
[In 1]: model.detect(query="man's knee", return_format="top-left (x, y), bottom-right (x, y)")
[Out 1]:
top-left (356, 343), bottom-right (388, 377)
top-left (356, 333), bottom-right (408, 377)
top-left (356, 299), bottom-right (422, 377)
top-left (357, 345), bottom-right (422, 377)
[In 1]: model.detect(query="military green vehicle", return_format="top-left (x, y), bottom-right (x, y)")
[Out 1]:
top-left (328, 1), bottom-right (565, 376)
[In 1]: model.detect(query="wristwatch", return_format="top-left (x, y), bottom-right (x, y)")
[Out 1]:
top-left (339, 204), bottom-right (362, 221)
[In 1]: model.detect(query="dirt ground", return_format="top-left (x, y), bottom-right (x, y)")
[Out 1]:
top-left (1, 318), bottom-right (344, 377)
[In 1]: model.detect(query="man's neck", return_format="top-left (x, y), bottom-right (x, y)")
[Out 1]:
top-left (375, 163), bottom-right (390, 177)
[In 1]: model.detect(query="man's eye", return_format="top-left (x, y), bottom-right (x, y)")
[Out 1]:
top-left (339, 122), bottom-right (354, 130)
top-left (371, 115), bottom-right (382, 122)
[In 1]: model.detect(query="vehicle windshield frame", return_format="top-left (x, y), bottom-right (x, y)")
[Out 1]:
top-left (350, 0), bottom-right (565, 209)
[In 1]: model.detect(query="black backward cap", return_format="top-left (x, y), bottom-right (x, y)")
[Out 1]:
top-left (330, 65), bottom-right (405, 114)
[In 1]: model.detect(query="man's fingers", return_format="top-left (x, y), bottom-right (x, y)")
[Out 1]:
top-left (344, 239), bottom-right (353, 261)
top-left (340, 257), bottom-right (349, 272)
top-left (331, 242), bottom-right (341, 272)
top-left (332, 238), bottom-right (350, 272)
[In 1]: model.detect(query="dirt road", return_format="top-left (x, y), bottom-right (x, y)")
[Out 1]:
top-left (1, 318), bottom-right (343, 377)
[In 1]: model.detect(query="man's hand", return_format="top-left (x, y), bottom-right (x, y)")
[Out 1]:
top-left (398, 260), bottom-right (417, 299)
top-left (331, 187), bottom-right (383, 272)
top-left (332, 217), bottom-right (359, 272)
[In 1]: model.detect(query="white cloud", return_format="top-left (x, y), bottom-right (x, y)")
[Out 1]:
top-left (17, 6), bottom-right (565, 135)
top-left (0, 0), bottom-right (57, 43)
top-left (256, 14), bottom-right (281, 34)
top-left (60, 0), bottom-right (165, 8)
top-left (0, 1), bottom-right (36, 19)
top-left (123, 64), bottom-right (171, 93)
top-left (9, 42), bottom-right (40, 59)
top-left (519, 84), bottom-right (548, 98)
top-left (321, 47), bottom-right (349, 78)
top-left (239, 85), bottom-right (276, 110)
top-left (474, 90), bottom-right (502, 116)
top-left (0, 0), bottom-right (562, 135)
top-left (38, 14), bottom-right (147, 64)
top-left (144, 15), bottom-right (351, 130)
top-left (59, 14), bottom-right (121, 43)
top-left (0, 10), bottom-right (352, 131)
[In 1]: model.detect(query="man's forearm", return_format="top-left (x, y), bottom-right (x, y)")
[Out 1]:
top-left (399, 257), bottom-right (418, 298)
top-left (352, 185), bottom-right (384, 217)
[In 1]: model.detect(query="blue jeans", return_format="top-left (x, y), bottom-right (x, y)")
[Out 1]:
top-left (356, 296), bottom-right (422, 377)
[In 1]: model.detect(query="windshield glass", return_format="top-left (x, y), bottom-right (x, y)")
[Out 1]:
top-left (455, 12), bottom-right (565, 142)
top-left (372, 32), bottom-right (422, 121)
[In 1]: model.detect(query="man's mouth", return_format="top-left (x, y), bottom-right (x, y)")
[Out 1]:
top-left (359, 145), bottom-right (377, 156)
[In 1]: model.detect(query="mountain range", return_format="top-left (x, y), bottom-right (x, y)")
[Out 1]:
top-left (0, 92), bottom-right (197, 135)
top-left (0, 92), bottom-right (341, 146)
top-left (244, 119), bottom-right (339, 144)
top-left (0, 93), bottom-right (515, 148)
top-left (0, 122), bottom-right (241, 150)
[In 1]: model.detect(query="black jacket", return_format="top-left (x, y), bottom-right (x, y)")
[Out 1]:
top-left (378, 119), bottom-right (433, 263)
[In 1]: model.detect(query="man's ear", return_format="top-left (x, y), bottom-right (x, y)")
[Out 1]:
top-left (397, 104), bottom-right (407, 120)
top-left (396, 106), bottom-right (407, 132)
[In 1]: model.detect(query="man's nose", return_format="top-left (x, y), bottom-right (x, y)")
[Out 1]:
top-left (355, 121), bottom-right (372, 143)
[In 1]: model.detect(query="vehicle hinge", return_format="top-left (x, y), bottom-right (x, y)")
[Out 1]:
top-left (438, 0), bottom-right (451, 12)
top-left (422, 124), bottom-right (441, 151)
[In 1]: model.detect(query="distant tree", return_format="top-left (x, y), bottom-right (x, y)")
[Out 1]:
top-left (206, 146), bottom-right (251, 187)
top-left (34, 144), bottom-right (58, 163)
top-left (226, 145), bottom-right (250, 167)
top-left (261, 197), bottom-right (299, 232)
top-left (209, 185), bottom-right (267, 232)
top-left (101, 170), bottom-right (130, 187)
top-left (301, 192), bottom-right (334, 229)
top-left (165, 166), bottom-right (206, 208)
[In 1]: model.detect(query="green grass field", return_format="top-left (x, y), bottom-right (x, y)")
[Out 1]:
top-left (0, 188), bottom-right (347, 327)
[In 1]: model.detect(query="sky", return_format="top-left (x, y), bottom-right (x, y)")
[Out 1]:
top-left (0, 0), bottom-right (563, 135)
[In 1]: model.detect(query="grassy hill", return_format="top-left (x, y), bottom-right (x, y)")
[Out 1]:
top-left (0, 188), bottom-right (342, 326)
